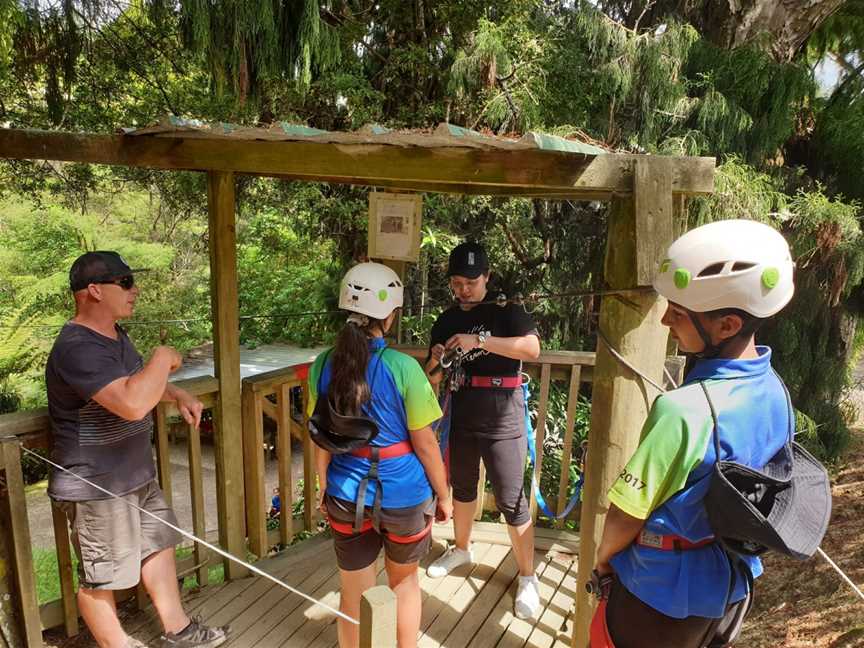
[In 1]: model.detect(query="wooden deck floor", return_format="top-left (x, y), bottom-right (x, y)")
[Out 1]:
top-left (69, 526), bottom-right (579, 648)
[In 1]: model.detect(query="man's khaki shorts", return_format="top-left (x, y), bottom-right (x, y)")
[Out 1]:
top-left (54, 480), bottom-right (182, 590)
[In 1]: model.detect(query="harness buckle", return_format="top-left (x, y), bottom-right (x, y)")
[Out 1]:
top-left (586, 569), bottom-right (614, 601)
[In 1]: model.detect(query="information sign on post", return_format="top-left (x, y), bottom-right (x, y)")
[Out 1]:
top-left (368, 192), bottom-right (422, 263)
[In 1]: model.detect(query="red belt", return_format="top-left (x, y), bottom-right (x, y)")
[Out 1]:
top-left (350, 440), bottom-right (413, 460)
top-left (328, 515), bottom-right (433, 544)
top-left (636, 531), bottom-right (715, 551)
top-left (469, 375), bottom-right (521, 389)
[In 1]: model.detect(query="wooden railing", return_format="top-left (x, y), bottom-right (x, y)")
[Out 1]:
top-left (0, 346), bottom-right (682, 645)
top-left (241, 363), bottom-right (318, 560)
top-left (239, 346), bottom-right (621, 559)
top-left (395, 346), bottom-right (598, 527)
top-left (0, 375), bottom-right (223, 643)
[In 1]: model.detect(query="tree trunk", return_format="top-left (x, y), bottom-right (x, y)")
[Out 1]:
top-left (627, 0), bottom-right (846, 62)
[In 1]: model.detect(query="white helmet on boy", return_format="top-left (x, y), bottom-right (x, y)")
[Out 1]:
top-left (339, 262), bottom-right (404, 320)
top-left (653, 219), bottom-right (794, 318)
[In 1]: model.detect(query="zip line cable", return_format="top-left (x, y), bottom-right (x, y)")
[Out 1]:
top-left (0, 437), bottom-right (359, 625)
top-left (0, 286), bottom-right (653, 331)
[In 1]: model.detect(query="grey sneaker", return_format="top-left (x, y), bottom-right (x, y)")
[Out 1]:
top-left (126, 639), bottom-right (149, 648)
top-left (161, 617), bottom-right (229, 648)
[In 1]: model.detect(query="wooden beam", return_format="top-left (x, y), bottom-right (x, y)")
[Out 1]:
top-left (634, 158), bottom-right (674, 286)
top-left (207, 170), bottom-right (247, 579)
top-left (572, 195), bottom-right (671, 648)
top-left (0, 129), bottom-right (715, 196)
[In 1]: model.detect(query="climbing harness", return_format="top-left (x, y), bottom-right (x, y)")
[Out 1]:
top-left (0, 436), bottom-right (359, 625)
top-left (310, 347), bottom-right (428, 537)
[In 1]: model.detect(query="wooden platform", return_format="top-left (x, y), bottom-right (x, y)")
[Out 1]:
top-left (63, 526), bottom-right (579, 648)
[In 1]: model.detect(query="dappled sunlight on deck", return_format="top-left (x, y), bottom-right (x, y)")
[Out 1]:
top-left (54, 529), bottom-right (578, 648)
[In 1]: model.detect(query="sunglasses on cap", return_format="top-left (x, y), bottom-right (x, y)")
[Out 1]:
top-left (95, 275), bottom-right (135, 290)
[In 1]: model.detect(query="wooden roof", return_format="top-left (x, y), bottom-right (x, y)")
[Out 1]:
top-left (0, 119), bottom-right (714, 199)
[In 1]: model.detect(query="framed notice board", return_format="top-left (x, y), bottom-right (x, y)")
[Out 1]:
top-left (368, 192), bottom-right (422, 262)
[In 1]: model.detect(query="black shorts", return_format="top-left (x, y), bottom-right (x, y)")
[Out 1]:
top-left (448, 428), bottom-right (530, 526)
top-left (605, 578), bottom-right (752, 648)
top-left (325, 495), bottom-right (434, 571)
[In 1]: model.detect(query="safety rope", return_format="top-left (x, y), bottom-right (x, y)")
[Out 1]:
top-left (0, 286), bottom-right (652, 331)
top-left (0, 437), bottom-right (360, 625)
top-left (597, 335), bottom-right (864, 605)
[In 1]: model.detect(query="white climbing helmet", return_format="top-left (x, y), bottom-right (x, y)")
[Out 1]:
top-left (653, 219), bottom-right (794, 318)
top-left (339, 262), bottom-right (404, 320)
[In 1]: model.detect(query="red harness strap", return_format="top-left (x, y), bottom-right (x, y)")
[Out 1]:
top-left (469, 375), bottom-right (521, 389)
top-left (327, 515), bottom-right (433, 544)
top-left (350, 440), bottom-right (413, 460)
top-left (590, 600), bottom-right (616, 648)
top-left (636, 530), bottom-right (715, 551)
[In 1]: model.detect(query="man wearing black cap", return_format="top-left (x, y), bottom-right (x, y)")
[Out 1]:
top-left (46, 251), bottom-right (228, 648)
top-left (424, 241), bottom-right (543, 620)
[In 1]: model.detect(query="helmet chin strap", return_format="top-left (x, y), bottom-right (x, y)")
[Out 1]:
top-left (686, 309), bottom-right (725, 359)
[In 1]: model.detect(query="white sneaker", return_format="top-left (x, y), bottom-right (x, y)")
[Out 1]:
top-left (427, 545), bottom-right (473, 578)
top-left (514, 574), bottom-right (540, 619)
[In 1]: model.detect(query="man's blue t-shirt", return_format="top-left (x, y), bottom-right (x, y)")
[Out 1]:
top-left (608, 347), bottom-right (792, 619)
top-left (306, 337), bottom-right (442, 509)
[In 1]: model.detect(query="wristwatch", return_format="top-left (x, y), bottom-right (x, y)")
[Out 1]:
top-left (477, 332), bottom-right (487, 348)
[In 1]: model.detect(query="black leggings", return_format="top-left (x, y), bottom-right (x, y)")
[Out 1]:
top-left (448, 428), bottom-right (530, 526)
top-left (606, 579), bottom-right (752, 648)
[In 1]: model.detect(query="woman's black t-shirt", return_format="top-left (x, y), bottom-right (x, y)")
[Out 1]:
top-left (429, 301), bottom-right (539, 439)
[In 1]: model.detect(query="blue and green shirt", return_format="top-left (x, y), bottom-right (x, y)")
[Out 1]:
top-left (306, 338), bottom-right (442, 509)
top-left (608, 346), bottom-right (792, 619)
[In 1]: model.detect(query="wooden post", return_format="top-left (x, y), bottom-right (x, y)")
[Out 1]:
top-left (474, 462), bottom-right (486, 521)
top-left (187, 422), bottom-right (209, 587)
top-left (241, 385), bottom-right (267, 559)
top-left (154, 404), bottom-right (172, 506)
top-left (529, 363), bottom-right (552, 521)
top-left (572, 168), bottom-right (673, 647)
top-left (555, 364), bottom-right (582, 529)
top-left (359, 586), bottom-right (397, 648)
top-left (380, 260), bottom-right (407, 344)
top-left (0, 440), bottom-right (42, 648)
top-left (301, 385), bottom-right (316, 532)
top-left (276, 383), bottom-right (294, 546)
top-left (50, 504), bottom-right (79, 636)
top-left (207, 170), bottom-right (247, 579)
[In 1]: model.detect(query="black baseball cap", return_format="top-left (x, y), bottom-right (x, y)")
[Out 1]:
top-left (69, 251), bottom-right (148, 292)
top-left (446, 242), bottom-right (489, 279)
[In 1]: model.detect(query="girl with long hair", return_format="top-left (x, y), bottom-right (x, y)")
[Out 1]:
top-left (308, 262), bottom-right (451, 648)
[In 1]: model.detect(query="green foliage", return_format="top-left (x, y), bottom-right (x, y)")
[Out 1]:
top-left (685, 41), bottom-right (814, 160)
top-left (0, 0), bottom-right (862, 462)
